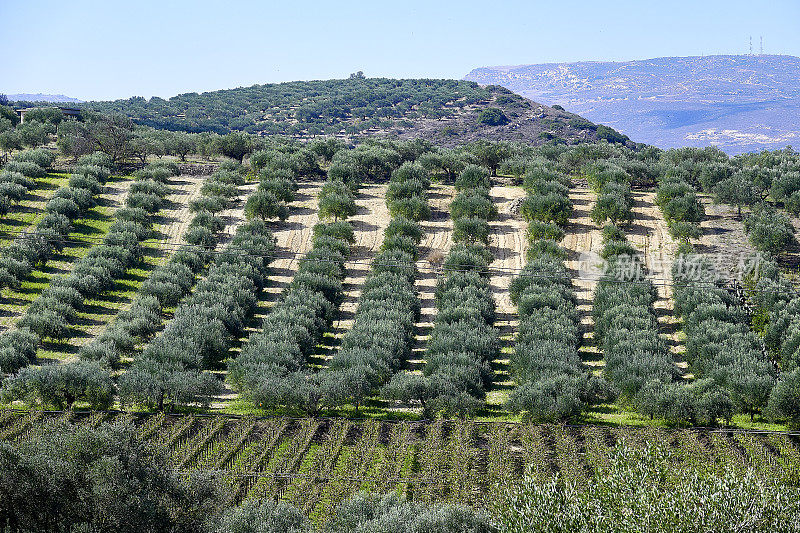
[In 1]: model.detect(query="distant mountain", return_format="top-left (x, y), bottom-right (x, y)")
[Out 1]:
top-left (7, 93), bottom-right (83, 103)
top-left (81, 78), bottom-right (628, 147)
top-left (465, 55), bottom-right (800, 155)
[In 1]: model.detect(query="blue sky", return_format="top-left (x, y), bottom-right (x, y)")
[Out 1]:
top-left (2, 0), bottom-right (799, 101)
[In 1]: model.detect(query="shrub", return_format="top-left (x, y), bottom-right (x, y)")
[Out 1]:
top-left (1, 361), bottom-right (113, 410)
top-left (386, 179), bottom-right (426, 202)
top-left (453, 217), bottom-right (490, 244)
top-left (384, 216), bottom-right (422, 243)
top-left (190, 210), bottom-right (224, 233)
top-left (0, 182), bottom-right (27, 202)
top-left (68, 173), bottom-right (102, 195)
top-left (190, 195), bottom-right (226, 213)
top-left (126, 191), bottom-right (163, 213)
top-left (450, 191), bottom-right (496, 221)
top-left (201, 179), bottom-right (238, 199)
top-left (668, 220), bottom-right (702, 241)
top-left (520, 193), bottom-right (571, 226)
top-left (318, 180), bottom-right (357, 220)
top-left (591, 188), bottom-right (632, 226)
top-left (4, 160), bottom-right (46, 179)
top-left (12, 148), bottom-right (56, 169)
top-left (527, 220), bottom-right (565, 242)
top-left (245, 189), bottom-right (288, 221)
top-left (258, 177), bottom-right (296, 202)
top-left (217, 500), bottom-right (310, 533)
top-left (45, 196), bottom-right (81, 218)
top-left (133, 166), bottom-right (171, 183)
top-left (744, 203), bottom-right (797, 253)
top-left (76, 151), bottom-right (112, 168)
top-left (0, 171), bottom-right (35, 190)
top-left (527, 239), bottom-right (567, 261)
top-left (130, 178), bottom-right (168, 197)
top-left (477, 107), bottom-right (509, 126)
top-left (387, 196), bottom-right (430, 221)
top-left (509, 375), bottom-right (584, 422)
top-left (184, 226), bottom-right (216, 249)
top-left (73, 164), bottom-right (111, 183)
top-left (0, 328), bottom-right (39, 374)
top-left (455, 164), bottom-right (491, 191)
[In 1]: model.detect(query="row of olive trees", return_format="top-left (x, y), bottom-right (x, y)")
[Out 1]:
top-left (119, 218), bottom-right (276, 411)
top-left (0, 160), bottom-right (178, 409)
top-left (78, 160), bottom-right (247, 368)
top-left (326, 161), bottom-right (430, 412)
top-left (748, 256), bottom-right (800, 427)
top-left (0, 152), bottom-right (110, 293)
top-left (659, 256), bottom-right (775, 424)
top-left (592, 228), bottom-right (678, 409)
top-left (228, 161), bottom-right (362, 415)
top-left (588, 162), bottom-right (634, 226)
top-left (508, 165), bottom-right (606, 421)
top-left (584, 163), bottom-right (681, 409)
top-left (0, 154), bottom-right (113, 386)
top-left (401, 165), bottom-right (499, 416)
top-left (0, 148), bottom-right (55, 216)
top-left (654, 168), bottom-right (705, 246)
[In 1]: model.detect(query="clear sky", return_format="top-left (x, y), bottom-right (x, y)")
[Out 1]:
top-left (2, 0), bottom-right (799, 101)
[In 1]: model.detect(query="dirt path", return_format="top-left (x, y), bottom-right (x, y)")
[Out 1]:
top-left (249, 181), bottom-right (323, 321)
top-left (155, 174), bottom-right (207, 247)
top-left (327, 183), bottom-right (391, 357)
top-left (697, 195), bottom-right (756, 278)
top-left (216, 181), bottom-right (259, 249)
top-left (486, 185), bottom-right (528, 395)
top-left (627, 190), bottom-right (682, 360)
top-left (409, 183), bottom-right (456, 369)
top-left (561, 188), bottom-right (604, 367)
top-left (488, 186), bottom-right (529, 318)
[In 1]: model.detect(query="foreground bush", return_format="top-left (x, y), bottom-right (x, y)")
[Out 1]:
top-left (0, 422), bottom-right (219, 532)
top-left (218, 492), bottom-right (494, 533)
top-left (495, 443), bottom-right (800, 533)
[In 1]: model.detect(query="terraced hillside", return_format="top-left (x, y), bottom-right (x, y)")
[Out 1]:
top-left (1, 141), bottom-right (800, 434)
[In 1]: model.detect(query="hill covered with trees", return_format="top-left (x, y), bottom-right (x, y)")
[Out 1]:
top-left (79, 76), bottom-right (631, 148)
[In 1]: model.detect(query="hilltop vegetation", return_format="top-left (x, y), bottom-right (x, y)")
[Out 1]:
top-left (78, 77), bottom-right (628, 147)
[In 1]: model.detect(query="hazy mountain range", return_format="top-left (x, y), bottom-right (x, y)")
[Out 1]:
top-left (465, 54), bottom-right (800, 154)
top-left (6, 93), bottom-right (83, 103)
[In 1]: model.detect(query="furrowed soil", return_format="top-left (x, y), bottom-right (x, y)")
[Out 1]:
top-left (561, 187), bottom-right (603, 369)
top-left (486, 185), bottom-right (528, 406)
top-left (323, 183), bottom-right (390, 363)
top-left (409, 183), bottom-right (456, 371)
top-left (627, 190), bottom-right (683, 372)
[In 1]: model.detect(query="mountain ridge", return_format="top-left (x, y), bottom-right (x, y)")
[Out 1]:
top-left (6, 93), bottom-right (83, 103)
top-left (465, 54), bottom-right (800, 154)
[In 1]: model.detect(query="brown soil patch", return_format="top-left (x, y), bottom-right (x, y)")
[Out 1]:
top-left (410, 183), bottom-right (456, 366)
top-left (330, 183), bottom-right (391, 348)
top-left (697, 195), bottom-right (756, 278)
